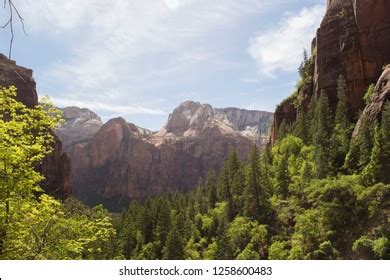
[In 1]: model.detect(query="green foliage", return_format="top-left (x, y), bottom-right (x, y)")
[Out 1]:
top-left (0, 86), bottom-right (116, 260)
top-left (312, 91), bottom-right (333, 178)
top-left (361, 127), bottom-right (385, 185)
top-left (297, 49), bottom-right (312, 85)
top-left (381, 101), bottom-right (390, 184)
top-left (363, 84), bottom-right (375, 104)
top-left (243, 147), bottom-right (271, 222)
top-left (345, 116), bottom-right (374, 173)
top-left (268, 241), bottom-right (289, 260)
top-left (331, 75), bottom-right (354, 171)
top-left (277, 119), bottom-right (288, 141)
top-left (162, 210), bottom-right (185, 259)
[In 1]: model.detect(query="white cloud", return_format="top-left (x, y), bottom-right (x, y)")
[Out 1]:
top-left (15, 0), bottom-right (273, 116)
top-left (165, 0), bottom-right (181, 10)
top-left (248, 4), bottom-right (325, 76)
top-left (53, 97), bottom-right (166, 116)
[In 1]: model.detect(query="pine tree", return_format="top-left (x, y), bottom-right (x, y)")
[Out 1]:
top-left (298, 49), bottom-right (310, 79)
top-left (275, 152), bottom-right (290, 199)
top-left (226, 150), bottom-right (245, 214)
top-left (205, 171), bottom-right (218, 209)
top-left (215, 218), bottom-right (233, 260)
top-left (294, 109), bottom-right (309, 143)
top-left (219, 166), bottom-right (236, 221)
top-left (154, 198), bottom-right (171, 258)
top-left (343, 115), bottom-right (374, 173)
top-left (331, 75), bottom-right (353, 171)
top-left (361, 126), bottom-right (385, 185)
top-left (307, 94), bottom-right (317, 144)
top-left (358, 116), bottom-right (375, 169)
top-left (381, 101), bottom-right (390, 183)
top-left (162, 211), bottom-right (185, 260)
top-left (278, 119), bottom-right (288, 140)
top-left (194, 182), bottom-right (207, 214)
top-left (313, 91), bottom-right (333, 178)
top-left (243, 146), bottom-right (264, 221)
top-left (259, 148), bottom-right (273, 194)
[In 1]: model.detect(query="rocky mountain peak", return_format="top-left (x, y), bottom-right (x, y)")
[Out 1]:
top-left (56, 107), bottom-right (103, 153)
top-left (153, 101), bottom-right (273, 147)
top-left (164, 101), bottom-right (214, 135)
top-left (62, 106), bottom-right (102, 124)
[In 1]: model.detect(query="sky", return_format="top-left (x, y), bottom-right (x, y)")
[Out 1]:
top-left (0, 0), bottom-right (326, 131)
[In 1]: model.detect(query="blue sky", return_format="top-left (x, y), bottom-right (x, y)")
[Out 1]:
top-left (0, 0), bottom-right (325, 130)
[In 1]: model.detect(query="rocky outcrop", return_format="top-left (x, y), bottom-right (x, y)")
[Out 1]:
top-left (55, 107), bottom-right (103, 154)
top-left (354, 66), bottom-right (390, 136)
top-left (271, 0), bottom-right (390, 143)
top-left (0, 54), bottom-right (71, 197)
top-left (71, 102), bottom-right (273, 210)
top-left (149, 101), bottom-right (272, 148)
top-left (0, 54), bottom-right (38, 108)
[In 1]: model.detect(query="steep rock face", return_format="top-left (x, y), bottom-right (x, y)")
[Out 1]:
top-left (0, 54), bottom-right (71, 197)
top-left (55, 107), bottom-right (103, 154)
top-left (0, 54), bottom-right (38, 107)
top-left (72, 102), bottom-right (272, 210)
top-left (354, 66), bottom-right (390, 136)
top-left (315, 0), bottom-right (390, 109)
top-left (271, 0), bottom-right (390, 143)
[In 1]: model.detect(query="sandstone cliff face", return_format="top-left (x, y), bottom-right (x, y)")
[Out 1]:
top-left (55, 107), bottom-right (103, 154)
top-left (354, 66), bottom-right (390, 136)
top-left (71, 102), bottom-right (272, 210)
top-left (272, 0), bottom-right (390, 143)
top-left (0, 54), bottom-right (71, 197)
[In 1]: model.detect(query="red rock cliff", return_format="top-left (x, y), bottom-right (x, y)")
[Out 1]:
top-left (272, 0), bottom-right (390, 143)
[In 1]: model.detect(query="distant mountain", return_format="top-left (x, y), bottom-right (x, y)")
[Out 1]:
top-left (55, 107), bottom-right (104, 154)
top-left (60, 102), bottom-right (273, 210)
top-left (147, 101), bottom-right (271, 147)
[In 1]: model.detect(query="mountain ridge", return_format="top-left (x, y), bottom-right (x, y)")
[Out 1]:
top-left (58, 102), bottom-right (273, 210)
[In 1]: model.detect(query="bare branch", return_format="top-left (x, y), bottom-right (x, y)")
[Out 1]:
top-left (10, 1), bottom-right (26, 35)
top-left (1, 18), bottom-right (10, 28)
top-left (1, 0), bottom-right (28, 59)
top-left (8, 0), bottom-right (14, 59)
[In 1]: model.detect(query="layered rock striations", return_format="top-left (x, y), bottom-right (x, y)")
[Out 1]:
top-left (69, 102), bottom-right (273, 210)
top-left (0, 54), bottom-right (71, 197)
top-left (272, 0), bottom-right (390, 143)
